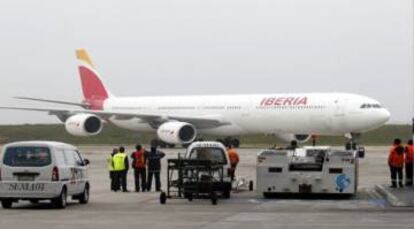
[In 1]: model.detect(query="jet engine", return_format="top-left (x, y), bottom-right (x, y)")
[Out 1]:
top-left (275, 133), bottom-right (311, 144)
top-left (157, 122), bottom-right (197, 144)
top-left (65, 114), bottom-right (103, 137)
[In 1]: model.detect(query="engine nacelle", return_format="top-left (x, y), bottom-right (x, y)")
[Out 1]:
top-left (275, 133), bottom-right (311, 144)
top-left (157, 122), bottom-right (197, 144)
top-left (65, 114), bottom-right (103, 137)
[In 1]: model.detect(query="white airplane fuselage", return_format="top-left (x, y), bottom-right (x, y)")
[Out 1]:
top-left (105, 93), bottom-right (390, 136)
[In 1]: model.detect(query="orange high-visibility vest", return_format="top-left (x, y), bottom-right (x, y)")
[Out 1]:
top-left (388, 146), bottom-right (405, 167)
top-left (227, 149), bottom-right (240, 166)
top-left (132, 150), bottom-right (146, 169)
top-left (405, 145), bottom-right (414, 164)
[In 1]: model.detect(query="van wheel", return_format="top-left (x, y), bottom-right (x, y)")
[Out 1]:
top-left (1, 199), bottom-right (13, 209)
top-left (79, 184), bottom-right (90, 204)
top-left (53, 188), bottom-right (67, 209)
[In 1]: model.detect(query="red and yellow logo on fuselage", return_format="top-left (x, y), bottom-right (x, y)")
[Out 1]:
top-left (260, 97), bottom-right (308, 106)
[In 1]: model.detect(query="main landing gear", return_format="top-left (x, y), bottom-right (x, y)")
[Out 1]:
top-left (215, 137), bottom-right (240, 148)
top-left (150, 139), bottom-right (176, 149)
top-left (150, 137), bottom-right (241, 149)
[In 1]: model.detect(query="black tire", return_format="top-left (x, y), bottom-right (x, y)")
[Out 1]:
top-left (79, 184), bottom-right (90, 204)
top-left (160, 192), bottom-right (167, 205)
top-left (52, 188), bottom-right (67, 209)
top-left (211, 192), bottom-right (218, 205)
top-left (216, 139), bottom-right (224, 145)
top-left (223, 189), bottom-right (231, 199)
top-left (187, 193), bottom-right (193, 202)
top-left (232, 138), bottom-right (240, 148)
top-left (150, 139), bottom-right (159, 147)
top-left (263, 192), bottom-right (271, 199)
top-left (30, 200), bottom-right (39, 204)
top-left (1, 199), bottom-right (13, 209)
top-left (159, 141), bottom-right (167, 149)
top-left (182, 143), bottom-right (191, 148)
top-left (249, 180), bottom-right (254, 191)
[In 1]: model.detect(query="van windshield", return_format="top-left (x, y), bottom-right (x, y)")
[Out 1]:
top-left (3, 147), bottom-right (51, 167)
top-left (189, 147), bottom-right (227, 165)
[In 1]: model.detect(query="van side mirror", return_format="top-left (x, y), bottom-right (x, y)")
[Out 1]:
top-left (357, 147), bottom-right (365, 158)
top-left (83, 159), bottom-right (90, 166)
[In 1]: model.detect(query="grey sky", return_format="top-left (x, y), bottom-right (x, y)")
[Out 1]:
top-left (0, 0), bottom-right (412, 124)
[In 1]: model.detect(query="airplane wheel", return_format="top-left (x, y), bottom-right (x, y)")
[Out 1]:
top-left (150, 139), bottom-right (159, 147)
top-left (160, 192), bottom-right (167, 205)
top-left (211, 192), bottom-right (218, 205)
top-left (232, 139), bottom-right (240, 148)
top-left (249, 181), bottom-right (254, 191)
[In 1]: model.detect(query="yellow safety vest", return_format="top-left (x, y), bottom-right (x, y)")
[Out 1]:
top-left (107, 155), bottom-right (114, 171)
top-left (113, 153), bottom-right (127, 171)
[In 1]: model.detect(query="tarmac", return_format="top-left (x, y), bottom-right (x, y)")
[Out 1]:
top-left (0, 145), bottom-right (414, 229)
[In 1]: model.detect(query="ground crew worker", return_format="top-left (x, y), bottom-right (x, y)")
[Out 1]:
top-left (107, 148), bottom-right (118, 191)
top-left (404, 140), bottom-right (414, 186)
top-left (227, 144), bottom-right (240, 181)
top-left (113, 146), bottom-right (129, 192)
top-left (388, 139), bottom-right (405, 188)
top-left (147, 146), bottom-right (165, 192)
top-left (131, 144), bottom-right (148, 192)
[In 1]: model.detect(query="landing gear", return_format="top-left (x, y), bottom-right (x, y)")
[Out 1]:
top-left (345, 133), bottom-right (361, 150)
top-left (150, 139), bottom-right (175, 149)
top-left (216, 137), bottom-right (240, 148)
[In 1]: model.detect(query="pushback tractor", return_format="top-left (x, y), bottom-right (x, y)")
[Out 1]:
top-left (257, 146), bottom-right (364, 198)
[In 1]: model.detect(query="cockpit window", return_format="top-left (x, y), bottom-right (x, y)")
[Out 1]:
top-left (360, 103), bottom-right (382, 109)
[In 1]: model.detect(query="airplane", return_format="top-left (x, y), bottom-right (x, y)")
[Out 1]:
top-left (0, 49), bottom-right (391, 147)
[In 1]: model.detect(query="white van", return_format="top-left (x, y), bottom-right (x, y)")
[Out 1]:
top-left (0, 141), bottom-right (90, 209)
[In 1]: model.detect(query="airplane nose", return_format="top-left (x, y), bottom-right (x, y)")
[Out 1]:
top-left (378, 108), bottom-right (391, 124)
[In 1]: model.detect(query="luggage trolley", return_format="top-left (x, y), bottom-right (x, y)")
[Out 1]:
top-left (160, 157), bottom-right (225, 205)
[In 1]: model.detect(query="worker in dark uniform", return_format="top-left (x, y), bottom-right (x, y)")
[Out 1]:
top-left (131, 144), bottom-right (148, 192)
top-left (113, 146), bottom-right (130, 192)
top-left (388, 139), bottom-right (405, 188)
top-left (146, 146), bottom-right (165, 192)
top-left (404, 140), bottom-right (414, 186)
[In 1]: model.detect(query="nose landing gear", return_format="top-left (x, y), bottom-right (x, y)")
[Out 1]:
top-left (345, 133), bottom-right (361, 150)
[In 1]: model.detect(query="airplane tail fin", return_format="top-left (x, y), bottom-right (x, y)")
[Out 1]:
top-left (76, 49), bottom-right (113, 110)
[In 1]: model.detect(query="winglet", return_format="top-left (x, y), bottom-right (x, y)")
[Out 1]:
top-left (76, 49), bottom-right (95, 68)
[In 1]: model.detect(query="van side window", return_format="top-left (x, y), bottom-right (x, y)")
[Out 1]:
top-left (64, 150), bottom-right (76, 166)
top-left (73, 151), bottom-right (84, 166)
top-left (55, 150), bottom-right (66, 166)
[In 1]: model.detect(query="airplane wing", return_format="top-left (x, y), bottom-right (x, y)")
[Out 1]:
top-left (0, 106), bottom-right (229, 129)
top-left (13, 97), bottom-right (89, 108)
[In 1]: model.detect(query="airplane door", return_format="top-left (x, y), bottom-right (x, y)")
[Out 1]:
top-left (334, 99), bottom-right (347, 117)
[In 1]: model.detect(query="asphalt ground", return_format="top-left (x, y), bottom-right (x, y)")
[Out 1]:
top-left (1, 146), bottom-right (414, 229)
